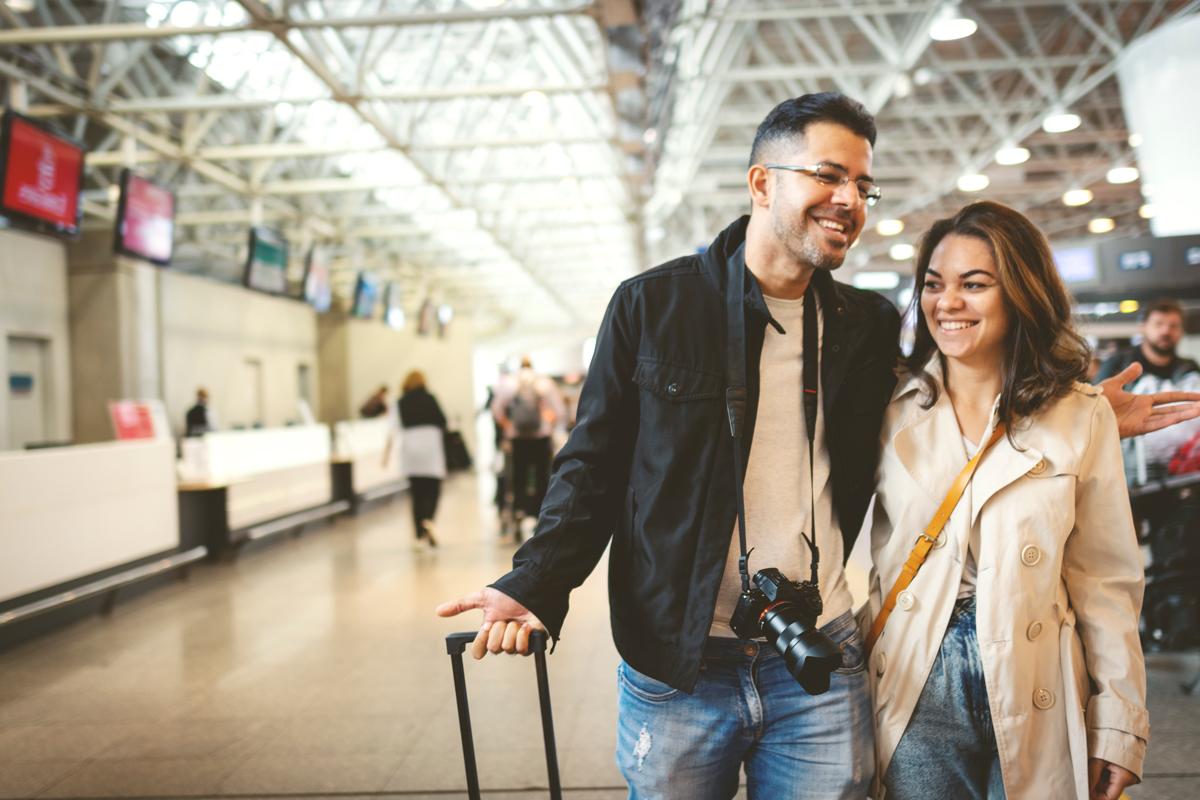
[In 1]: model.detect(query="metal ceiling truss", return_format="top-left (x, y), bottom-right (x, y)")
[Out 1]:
top-left (2, 0), bottom-right (1197, 331)
top-left (645, 0), bottom-right (1197, 279)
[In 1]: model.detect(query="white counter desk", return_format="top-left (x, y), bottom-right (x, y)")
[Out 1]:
top-left (331, 417), bottom-right (407, 510)
top-left (178, 424), bottom-right (346, 558)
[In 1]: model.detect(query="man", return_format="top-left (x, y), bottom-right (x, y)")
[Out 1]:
top-left (491, 356), bottom-right (565, 539)
top-left (184, 387), bottom-right (214, 437)
top-left (1096, 299), bottom-right (1200, 483)
top-left (439, 94), bottom-right (1200, 798)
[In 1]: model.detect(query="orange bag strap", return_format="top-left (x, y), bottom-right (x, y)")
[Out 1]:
top-left (865, 424), bottom-right (1006, 656)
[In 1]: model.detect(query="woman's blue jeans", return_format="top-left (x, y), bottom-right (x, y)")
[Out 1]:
top-left (882, 595), bottom-right (1006, 799)
top-left (615, 610), bottom-right (873, 800)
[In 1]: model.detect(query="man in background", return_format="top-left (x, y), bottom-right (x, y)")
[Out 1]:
top-left (1096, 298), bottom-right (1200, 482)
top-left (184, 387), bottom-right (215, 437)
top-left (491, 357), bottom-right (564, 539)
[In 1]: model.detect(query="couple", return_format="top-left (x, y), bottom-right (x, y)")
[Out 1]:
top-left (437, 93), bottom-right (1197, 799)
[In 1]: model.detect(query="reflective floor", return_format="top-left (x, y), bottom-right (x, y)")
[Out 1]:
top-left (0, 473), bottom-right (1196, 799)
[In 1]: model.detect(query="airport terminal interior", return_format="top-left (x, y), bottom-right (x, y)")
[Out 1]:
top-left (1, 1), bottom-right (1199, 798)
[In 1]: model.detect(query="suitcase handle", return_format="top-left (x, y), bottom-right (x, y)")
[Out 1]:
top-left (446, 629), bottom-right (561, 800)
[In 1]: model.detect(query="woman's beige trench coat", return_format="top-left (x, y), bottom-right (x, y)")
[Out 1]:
top-left (866, 362), bottom-right (1149, 799)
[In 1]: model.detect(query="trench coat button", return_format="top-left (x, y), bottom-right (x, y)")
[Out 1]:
top-left (1026, 621), bottom-right (1044, 641)
top-left (1021, 544), bottom-right (1042, 567)
top-left (666, 382), bottom-right (680, 396)
top-left (876, 651), bottom-right (887, 676)
top-left (1033, 688), bottom-right (1055, 710)
top-left (897, 590), bottom-right (916, 611)
top-left (1029, 458), bottom-right (1047, 476)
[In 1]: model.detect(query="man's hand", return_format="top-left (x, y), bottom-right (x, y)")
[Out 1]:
top-left (436, 587), bottom-right (546, 659)
top-left (1088, 757), bottom-right (1136, 800)
top-left (1098, 362), bottom-right (1200, 439)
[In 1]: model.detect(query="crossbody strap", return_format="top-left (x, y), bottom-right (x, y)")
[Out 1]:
top-left (865, 423), bottom-right (1006, 655)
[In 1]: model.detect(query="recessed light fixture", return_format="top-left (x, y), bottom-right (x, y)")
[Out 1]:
top-left (1106, 166), bottom-right (1139, 184)
top-left (890, 243), bottom-right (915, 261)
top-left (4, 0), bottom-right (35, 11)
top-left (1139, 204), bottom-right (1156, 219)
top-left (929, 3), bottom-right (977, 41)
top-left (995, 145), bottom-right (1030, 165)
top-left (1062, 189), bottom-right (1094, 207)
top-left (876, 219), bottom-right (905, 236)
top-left (1042, 110), bottom-right (1081, 133)
top-left (642, 128), bottom-right (658, 145)
top-left (1088, 217), bottom-right (1115, 234)
top-left (957, 173), bottom-right (989, 192)
top-left (1128, 133), bottom-right (1144, 148)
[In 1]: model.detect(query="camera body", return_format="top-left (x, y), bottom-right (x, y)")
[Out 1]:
top-left (729, 567), bottom-right (841, 695)
top-left (729, 567), bottom-right (823, 639)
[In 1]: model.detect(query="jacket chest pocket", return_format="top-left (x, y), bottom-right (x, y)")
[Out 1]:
top-left (632, 358), bottom-right (723, 467)
top-left (633, 358), bottom-right (722, 403)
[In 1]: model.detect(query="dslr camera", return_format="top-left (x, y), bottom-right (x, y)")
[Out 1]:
top-left (729, 567), bottom-right (842, 695)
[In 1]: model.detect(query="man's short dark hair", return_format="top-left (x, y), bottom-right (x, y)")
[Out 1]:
top-left (1142, 297), bottom-right (1184, 323)
top-left (749, 92), bottom-right (877, 168)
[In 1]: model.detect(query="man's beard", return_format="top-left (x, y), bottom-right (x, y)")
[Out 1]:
top-left (774, 212), bottom-right (848, 272)
top-left (1146, 339), bottom-right (1176, 359)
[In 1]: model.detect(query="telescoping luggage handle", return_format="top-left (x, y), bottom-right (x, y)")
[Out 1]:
top-left (445, 630), bottom-right (562, 800)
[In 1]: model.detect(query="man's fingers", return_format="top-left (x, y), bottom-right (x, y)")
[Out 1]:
top-left (470, 625), bottom-right (490, 660)
top-left (486, 619), bottom-right (507, 654)
top-left (516, 623), bottom-right (532, 655)
top-left (501, 621), bottom-right (520, 653)
top-left (435, 592), bottom-right (484, 617)
top-left (1152, 392), bottom-right (1200, 406)
top-left (1114, 362), bottom-right (1142, 384)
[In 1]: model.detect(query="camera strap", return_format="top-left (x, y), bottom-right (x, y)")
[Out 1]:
top-left (725, 257), bottom-right (821, 593)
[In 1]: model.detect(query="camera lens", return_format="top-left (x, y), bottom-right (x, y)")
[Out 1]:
top-left (760, 602), bottom-right (843, 695)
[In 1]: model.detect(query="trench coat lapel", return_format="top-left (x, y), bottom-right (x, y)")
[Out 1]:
top-left (891, 376), bottom-right (970, 508)
top-left (968, 423), bottom-right (1041, 528)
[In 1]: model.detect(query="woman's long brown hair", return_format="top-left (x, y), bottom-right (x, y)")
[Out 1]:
top-left (901, 201), bottom-right (1091, 438)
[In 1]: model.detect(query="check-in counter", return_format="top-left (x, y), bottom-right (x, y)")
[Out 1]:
top-left (332, 418), bottom-right (407, 510)
top-left (0, 439), bottom-right (201, 638)
top-left (178, 424), bottom-right (344, 557)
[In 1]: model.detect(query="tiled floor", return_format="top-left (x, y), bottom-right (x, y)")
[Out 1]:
top-left (0, 473), bottom-right (1196, 799)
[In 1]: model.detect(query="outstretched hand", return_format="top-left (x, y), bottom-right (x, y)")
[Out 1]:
top-left (1088, 757), bottom-right (1136, 800)
top-left (436, 587), bottom-right (546, 659)
top-left (1097, 362), bottom-right (1200, 439)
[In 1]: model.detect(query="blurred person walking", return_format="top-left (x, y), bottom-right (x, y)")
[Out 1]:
top-left (397, 371), bottom-right (447, 548)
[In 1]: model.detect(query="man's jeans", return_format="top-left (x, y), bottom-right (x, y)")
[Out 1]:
top-left (616, 611), bottom-right (872, 800)
top-left (882, 596), bottom-right (1006, 799)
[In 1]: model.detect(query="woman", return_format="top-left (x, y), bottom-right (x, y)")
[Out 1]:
top-left (868, 202), bottom-right (1148, 799)
top-left (397, 370), bottom-right (448, 547)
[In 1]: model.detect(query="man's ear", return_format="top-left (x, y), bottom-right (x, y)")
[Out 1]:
top-left (747, 164), bottom-right (772, 209)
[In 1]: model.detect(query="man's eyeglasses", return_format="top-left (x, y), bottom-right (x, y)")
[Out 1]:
top-left (764, 163), bottom-right (882, 207)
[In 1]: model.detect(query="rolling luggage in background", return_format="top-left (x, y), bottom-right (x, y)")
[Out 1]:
top-left (445, 630), bottom-right (562, 799)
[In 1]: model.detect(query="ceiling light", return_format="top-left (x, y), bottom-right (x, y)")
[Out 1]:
top-left (1106, 166), bottom-right (1139, 184)
top-left (4, 0), bottom-right (35, 12)
top-left (1128, 132), bottom-right (1143, 148)
top-left (1042, 110), bottom-right (1081, 133)
top-left (929, 3), bottom-right (977, 41)
top-left (1062, 189), bottom-right (1094, 207)
top-left (1088, 217), bottom-right (1115, 234)
top-left (642, 128), bottom-right (658, 145)
top-left (957, 173), bottom-right (989, 192)
top-left (1139, 204), bottom-right (1156, 219)
top-left (994, 145), bottom-right (1030, 165)
top-left (876, 218), bottom-right (905, 236)
top-left (853, 271), bottom-right (902, 290)
top-left (890, 243), bottom-right (915, 261)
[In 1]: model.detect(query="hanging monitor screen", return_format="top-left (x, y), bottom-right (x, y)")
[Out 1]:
top-left (352, 271), bottom-right (381, 319)
top-left (244, 227), bottom-right (289, 294)
top-left (0, 110), bottom-right (86, 237)
top-left (303, 245), bottom-right (333, 312)
top-left (114, 169), bottom-right (175, 265)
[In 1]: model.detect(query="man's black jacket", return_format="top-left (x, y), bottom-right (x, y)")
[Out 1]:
top-left (492, 216), bottom-right (900, 692)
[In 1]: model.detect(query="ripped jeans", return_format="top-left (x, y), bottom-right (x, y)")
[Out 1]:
top-left (615, 611), bottom-right (873, 800)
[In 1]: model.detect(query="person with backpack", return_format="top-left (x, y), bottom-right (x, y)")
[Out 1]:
top-left (492, 357), bottom-right (565, 539)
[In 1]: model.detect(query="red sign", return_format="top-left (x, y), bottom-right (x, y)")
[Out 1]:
top-left (2, 115), bottom-right (83, 233)
top-left (108, 401), bottom-right (156, 440)
top-left (117, 172), bottom-right (175, 264)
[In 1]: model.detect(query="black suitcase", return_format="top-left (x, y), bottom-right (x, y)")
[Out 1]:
top-left (445, 630), bottom-right (562, 799)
